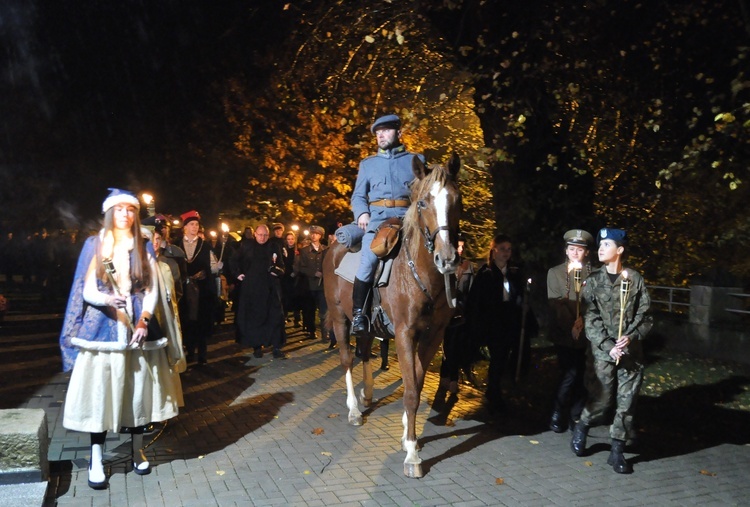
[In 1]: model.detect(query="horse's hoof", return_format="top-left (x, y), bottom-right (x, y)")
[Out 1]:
top-left (404, 462), bottom-right (424, 478)
top-left (348, 414), bottom-right (363, 426)
top-left (360, 397), bottom-right (372, 407)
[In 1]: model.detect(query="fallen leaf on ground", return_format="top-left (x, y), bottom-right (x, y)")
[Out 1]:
top-left (328, 413), bottom-right (339, 418)
top-left (495, 478), bottom-right (505, 485)
top-left (699, 470), bottom-right (717, 476)
top-left (321, 451), bottom-right (332, 456)
top-left (312, 427), bottom-right (325, 435)
top-left (584, 461), bottom-right (593, 467)
top-left (529, 440), bottom-right (539, 445)
top-left (216, 470), bottom-right (225, 476)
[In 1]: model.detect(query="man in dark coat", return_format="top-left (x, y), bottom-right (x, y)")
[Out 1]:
top-left (466, 234), bottom-right (537, 414)
top-left (231, 224), bottom-right (288, 359)
top-left (177, 210), bottom-right (220, 365)
top-left (295, 225), bottom-right (335, 347)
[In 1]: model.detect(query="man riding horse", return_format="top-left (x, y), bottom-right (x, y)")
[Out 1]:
top-left (350, 114), bottom-right (426, 335)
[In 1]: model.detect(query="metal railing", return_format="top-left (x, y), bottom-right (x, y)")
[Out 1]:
top-left (726, 292), bottom-right (750, 316)
top-left (647, 285), bottom-right (691, 314)
top-left (643, 285), bottom-right (750, 318)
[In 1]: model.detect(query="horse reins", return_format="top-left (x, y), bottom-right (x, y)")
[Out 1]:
top-left (404, 236), bottom-right (433, 307)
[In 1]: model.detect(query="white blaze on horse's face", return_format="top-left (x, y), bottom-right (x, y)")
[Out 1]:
top-left (430, 180), bottom-right (458, 274)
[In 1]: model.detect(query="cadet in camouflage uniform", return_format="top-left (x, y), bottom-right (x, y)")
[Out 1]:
top-left (570, 228), bottom-right (652, 474)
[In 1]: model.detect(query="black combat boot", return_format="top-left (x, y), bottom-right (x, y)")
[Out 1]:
top-left (607, 438), bottom-right (633, 474)
top-left (351, 278), bottom-right (371, 337)
top-left (549, 411), bottom-right (565, 433)
top-left (570, 421), bottom-right (589, 456)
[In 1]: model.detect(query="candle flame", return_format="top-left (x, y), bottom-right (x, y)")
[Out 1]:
top-left (567, 261), bottom-right (583, 273)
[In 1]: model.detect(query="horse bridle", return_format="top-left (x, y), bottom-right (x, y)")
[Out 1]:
top-left (415, 199), bottom-right (450, 254)
top-left (403, 198), bottom-right (457, 309)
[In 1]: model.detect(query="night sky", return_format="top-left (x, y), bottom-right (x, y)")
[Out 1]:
top-left (1, 1), bottom-right (285, 228)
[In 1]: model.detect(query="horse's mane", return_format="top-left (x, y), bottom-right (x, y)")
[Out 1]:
top-left (402, 162), bottom-right (453, 261)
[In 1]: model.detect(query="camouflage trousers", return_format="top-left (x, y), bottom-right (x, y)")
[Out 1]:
top-left (580, 357), bottom-right (644, 441)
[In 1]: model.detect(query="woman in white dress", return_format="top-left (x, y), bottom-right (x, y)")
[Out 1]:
top-left (60, 188), bottom-right (182, 489)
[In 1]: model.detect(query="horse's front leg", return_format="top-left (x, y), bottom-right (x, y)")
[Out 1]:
top-left (400, 329), bottom-right (442, 478)
top-left (398, 339), bottom-right (423, 478)
top-left (401, 399), bottom-right (422, 478)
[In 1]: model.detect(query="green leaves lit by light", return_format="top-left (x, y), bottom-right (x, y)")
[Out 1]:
top-left (723, 172), bottom-right (741, 190)
top-left (714, 112), bottom-right (736, 123)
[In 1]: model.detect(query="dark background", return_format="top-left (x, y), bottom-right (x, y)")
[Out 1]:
top-left (1, 1), bottom-right (287, 228)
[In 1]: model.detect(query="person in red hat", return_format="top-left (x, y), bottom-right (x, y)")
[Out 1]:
top-left (176, 210), bottom-right (222, 365)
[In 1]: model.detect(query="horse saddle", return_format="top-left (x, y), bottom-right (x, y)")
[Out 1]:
top-left (334, 249), bottom-right (395, 288)
top-left (334, 244), bottom-right (401, 339)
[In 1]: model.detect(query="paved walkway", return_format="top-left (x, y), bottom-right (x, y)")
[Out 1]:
top-left (1, 309), bottom-right (749, 506)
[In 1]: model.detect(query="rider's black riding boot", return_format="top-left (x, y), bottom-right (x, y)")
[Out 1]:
top-left (351, 278), bottom-right (371, 337)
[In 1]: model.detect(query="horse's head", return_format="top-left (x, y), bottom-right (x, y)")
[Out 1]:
top-left (404, 153), bottom-right (462, 275)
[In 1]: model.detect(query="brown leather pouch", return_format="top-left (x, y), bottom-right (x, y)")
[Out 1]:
top-left (370, 217), bottom-right (402, 258)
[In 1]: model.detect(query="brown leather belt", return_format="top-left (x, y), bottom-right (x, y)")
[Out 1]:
top-left (369, 198), bottom-right (410, 208)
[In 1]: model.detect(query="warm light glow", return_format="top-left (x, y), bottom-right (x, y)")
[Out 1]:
top-left (291, 224), bottom-right (299, 232)
top-left (567, 261), bottom-right (583, 273)
top-left (622, 270), bottom-right (629, 280)
top-left (209, 230), bottom-right (217, 238)
top-left (172, 219), bottom-right (180, 226)
top-left (141, 193), bottom-right (153, 205)
top-left (221, 223), bottom-right (230, 233)
top-left (303, 229), bottom-right (309, 236)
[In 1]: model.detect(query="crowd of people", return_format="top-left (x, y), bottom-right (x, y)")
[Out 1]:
top-left (3, 114), bottom-right (653, 491)
top-left (436, 226), bottom-right (651, 476)
top-left (0, 228), bottom-right (87, 303)
top-left (336, 113), bottom-right (652, 476)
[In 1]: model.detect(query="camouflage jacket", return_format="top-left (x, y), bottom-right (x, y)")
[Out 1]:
top-left (582, 267), bottom-right (652, 363)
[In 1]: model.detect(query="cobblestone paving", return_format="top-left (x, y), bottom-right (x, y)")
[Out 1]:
top-left (1, 306), bottom-right (749, 506)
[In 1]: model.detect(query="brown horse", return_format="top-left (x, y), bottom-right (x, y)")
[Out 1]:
top-left (323, 153), bottom-right (461, 478)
